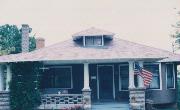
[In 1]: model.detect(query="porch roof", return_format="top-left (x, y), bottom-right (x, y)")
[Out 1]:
top-left (0, 37), bottom-right (179, 63)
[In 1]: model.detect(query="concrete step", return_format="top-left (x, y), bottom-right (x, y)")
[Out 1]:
top-left (92, 102), bottom-right (129, 110)
top-left (0, 91), bottom-right (10, 110)
top-left (0, 106), bottom-right (10, 110)
top-left (0, 94), bottom-right (9, 98)
top-left (0, 98), bottom-right (9, 102)
top-left (0, 102), bottom-right (9, 106)
top-left (0, 95), bottom-right (9, 98)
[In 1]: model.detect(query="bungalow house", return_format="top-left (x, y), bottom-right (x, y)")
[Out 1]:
top-left (0, 24), bottom-right (180, 110)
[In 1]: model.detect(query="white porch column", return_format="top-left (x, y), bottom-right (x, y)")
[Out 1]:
top-left (6, 64), bottom-right (12, 91)
top-left (82, 63), bottom-right (91, 110)
top-left (83, 63), bottom-right (90, 90)
top-left (138, 61), bottom-right (144, 88)
top-left (0, 65), bottom-right (4, 91)
top-left (129, 61), bottom-right (135, 89)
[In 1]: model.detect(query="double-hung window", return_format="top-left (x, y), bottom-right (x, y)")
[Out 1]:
top-left (144, 64), bottom-right (160, 89)
top-left (166, 64), bottom-right (175, 89)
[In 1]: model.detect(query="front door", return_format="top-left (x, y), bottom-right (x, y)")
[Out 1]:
top-left (98, 65), bottom-right (114, 100)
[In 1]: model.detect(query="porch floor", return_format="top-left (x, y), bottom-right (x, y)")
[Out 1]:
top-left (92, 102), bottom-right (129, 110)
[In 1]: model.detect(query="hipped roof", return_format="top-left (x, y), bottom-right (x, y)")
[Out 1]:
top-left (0, 37), bottom-right (179, 63)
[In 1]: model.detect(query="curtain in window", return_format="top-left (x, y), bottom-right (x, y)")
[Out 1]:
top-left (144, 64), bottom-right (160, 89)
top-left (166, 64), bottom-right (174, 88)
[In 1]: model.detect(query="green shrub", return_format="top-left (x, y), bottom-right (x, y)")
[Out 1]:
top-left (10, 62), bottom-right (42, 110)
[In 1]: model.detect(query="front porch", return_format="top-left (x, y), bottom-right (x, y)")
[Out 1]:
top-left (37, 61), bottom-right (145, 109)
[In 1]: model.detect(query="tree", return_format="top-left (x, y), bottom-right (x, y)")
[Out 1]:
top-left (172, 11), bottom-right (180, 53)
top-left (0, 24), bottom-right (39, 110)
top-left (0, 24), bottom-right (36, 55)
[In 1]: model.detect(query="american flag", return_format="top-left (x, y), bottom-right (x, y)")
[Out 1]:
top-left (134, 63), bottom-right (153, 87)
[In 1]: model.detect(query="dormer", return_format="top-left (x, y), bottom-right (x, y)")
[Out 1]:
top-left (72, 27), bottom-right (115, 47)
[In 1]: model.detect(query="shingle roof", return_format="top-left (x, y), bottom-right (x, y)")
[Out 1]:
top-left (72, 27), bottom-right (115, 40)
top-left (0, 37), bottom-right (179, 63)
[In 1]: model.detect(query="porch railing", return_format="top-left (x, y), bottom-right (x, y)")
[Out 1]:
top-left (38, 94), bottom-right (83, 109)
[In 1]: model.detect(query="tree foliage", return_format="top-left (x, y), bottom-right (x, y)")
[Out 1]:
top-left (0, 24), bottom-right (36, 55)
top-left (0, 24), bottom-right (21, 55)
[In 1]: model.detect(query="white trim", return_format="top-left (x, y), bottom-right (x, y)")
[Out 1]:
top-left (128, 61), bottom-right (135, 89)
top-left (159, 63), bottom-right (162, 90)
top-left (101, 35), bottom-right (104, 46)
top-left (83, 36), bottom-right (85, 46)
top-left (0, 65), bottom-right (4, 91)
top-left (44, 66), bottom-right (73, 89)
top-left (6, 64), bottom-right (12, 91)
top-left (166, 63), bottom-right (175, 89)
top-left (138, 61), bottom-right (144, 88)
top-left (83, 63), bottom-right (90, 90)
top-left (119, 64), bottom-right (129, 91)
top-left (97, 65), bottom-right (115, 100)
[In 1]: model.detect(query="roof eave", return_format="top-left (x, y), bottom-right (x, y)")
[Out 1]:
top-left (0, 57), bottom-right (164, 64)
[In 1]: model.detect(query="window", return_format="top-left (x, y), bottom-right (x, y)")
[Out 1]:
top-left (166, 64), bottom-right (174, 89)
top-left (85, 36), bottom-right (102, 46)
top-left (119, 65), bottom-right (129, 90)
top-left (41, 66), bottom-right (72, 89)
top-left (144, 64), bottom-right (160, 89)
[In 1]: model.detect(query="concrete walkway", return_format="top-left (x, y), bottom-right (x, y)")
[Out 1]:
top-left (92, 102), bottom-right (129, 110)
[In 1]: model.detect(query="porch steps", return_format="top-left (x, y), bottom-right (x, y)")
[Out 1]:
top-left (0, 91), bottom-right (10, 110)
top-left (92, 102), bottom-right (129, 110)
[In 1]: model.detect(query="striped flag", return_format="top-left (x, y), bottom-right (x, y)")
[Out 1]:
top-left (134, 63), bottom-right (153, 87)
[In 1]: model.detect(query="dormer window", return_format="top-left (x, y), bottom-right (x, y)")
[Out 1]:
top-left (85, 36), bottom-right (103, 46)
top-left (72, 27), bottom-right (115, 47)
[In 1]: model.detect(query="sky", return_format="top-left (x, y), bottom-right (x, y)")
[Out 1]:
top-left (0, 0), bottom-right (180, 52)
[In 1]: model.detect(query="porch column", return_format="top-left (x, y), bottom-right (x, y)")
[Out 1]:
top-left (0, 65), bottom-right (4, 91)
top-left (82, 63), bottom-right (91, 110)
top-left (129, 61), bottom-right (135, 89)
top-left (6, 64), bottom-right (12, 91)
top-left (138, 61), bottom-right (144, 88)
top-left (83, 63), bottom-right (90, 90)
